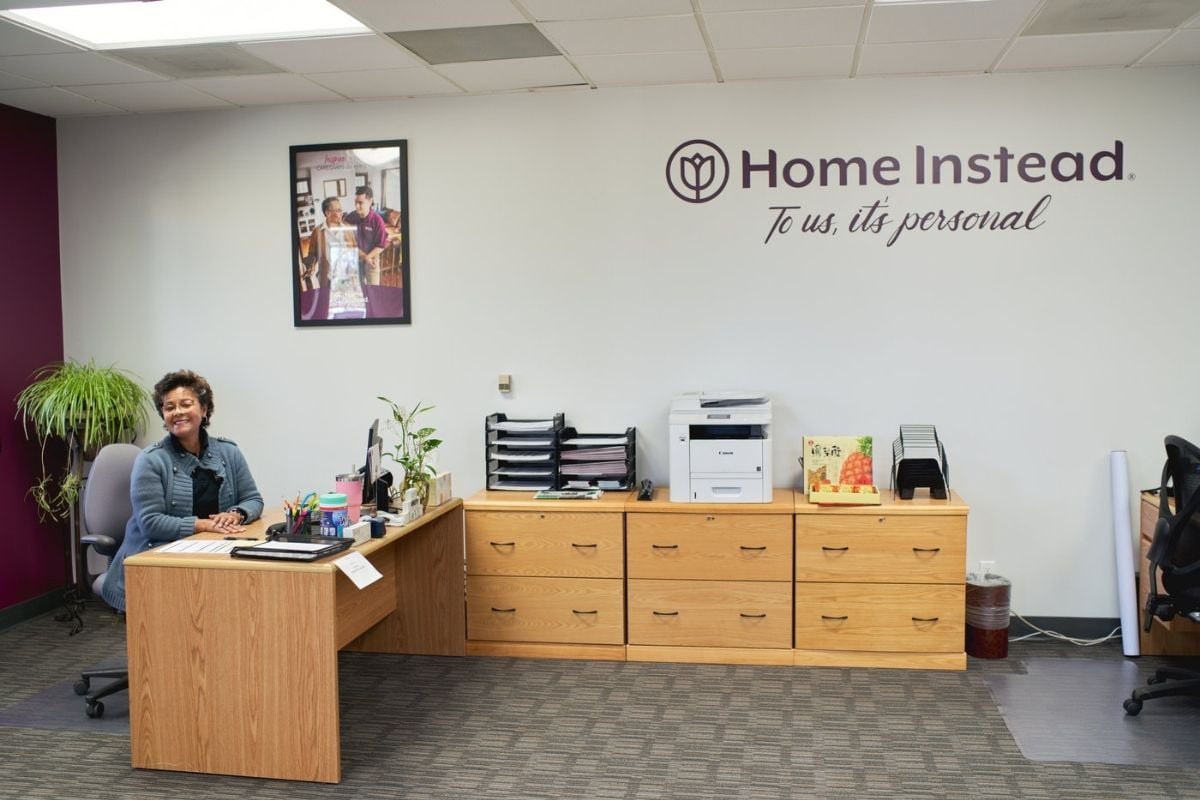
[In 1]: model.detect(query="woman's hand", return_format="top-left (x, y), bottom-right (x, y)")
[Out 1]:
top-left (202, 512), bottom-right (245, 533)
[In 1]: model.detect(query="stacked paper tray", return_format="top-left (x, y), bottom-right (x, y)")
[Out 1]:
top-left (485, 412), bottom-right (564, 491)
top-left (556, 427), bottom-right (636, 490)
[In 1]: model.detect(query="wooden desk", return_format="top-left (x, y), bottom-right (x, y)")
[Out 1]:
top-left (124, 500), bottom-right (466, 783)
top-left (1137, 492), bottom-right (1200, 656)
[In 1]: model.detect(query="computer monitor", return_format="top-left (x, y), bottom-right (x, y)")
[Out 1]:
top-left (361, 418), bottom-right (381, 505)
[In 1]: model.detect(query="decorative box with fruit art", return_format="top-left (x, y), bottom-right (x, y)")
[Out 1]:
top-left (802, 435), bottom-right (881, 505)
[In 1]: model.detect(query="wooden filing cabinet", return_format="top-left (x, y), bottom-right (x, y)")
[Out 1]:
top-left (794, 492), bottom-right (968, 670)
top-left (1137, 492), bottom-right (1200, 656)
top-left (464, 491), bottom-right (629, 660)
top-left (625, 488), bottom-right (795, 665)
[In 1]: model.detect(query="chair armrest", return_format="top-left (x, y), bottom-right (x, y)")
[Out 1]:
top-left (80, 534), bottom-right (118, 558)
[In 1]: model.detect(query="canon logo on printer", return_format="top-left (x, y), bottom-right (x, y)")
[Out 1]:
top-left (666, 140), bottom-right (1125, 203)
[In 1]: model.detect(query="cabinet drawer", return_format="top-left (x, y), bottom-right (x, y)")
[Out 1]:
top-left (467, 576), bottom-right (624, 644)
top-left (627, 513), bottom-right (792, 581)
top-left (628, 579), bottom-right (792, 648)
top-left (795, 515), bottom-right (965, 583)
top-left (467, 510), bottom-right (623, 578)
top-left (795, 582), bottom-right (964, 653)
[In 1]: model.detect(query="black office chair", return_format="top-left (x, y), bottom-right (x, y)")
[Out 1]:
top-left (72, 443), bottom-right (140, 718)
top-left (1124, 435), bottom-right (1200, 716)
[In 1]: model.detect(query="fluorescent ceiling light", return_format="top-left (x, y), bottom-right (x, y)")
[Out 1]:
top-left (2, 0), bottom-right (368, 50)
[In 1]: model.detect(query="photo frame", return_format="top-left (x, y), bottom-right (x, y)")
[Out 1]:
top-left (290, 139), bottom-right (410, 326)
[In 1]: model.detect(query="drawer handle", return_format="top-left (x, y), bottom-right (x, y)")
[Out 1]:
top-left (740, 613), bottom-right (767, 619)
top-left (912, 547), bottom-right (941, 554)
top-left (652, 610), bottom-right (680, 616)
top-left (571, 543), bottom-right (598, 549)
top-left (821, 615), bottom-right (849, 621)
top-left (739, 545), bottom-right (767, 552)
top-left (706, 516), bottom-right (716, 521)
top-left (491, 607), bottom-right (516, 613)
top-left (652, 544), bottom-right (679, 550)
top-left (572, 609), bottom-right (598, 615)
top-left (489, 541), bottom-right (516, 547)
top-left (911, 616), bottom-right (940, 622)
top-left (821, 546), bottom-right (850, 552)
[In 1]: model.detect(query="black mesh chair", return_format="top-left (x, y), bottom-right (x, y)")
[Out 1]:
top-left (1124, 435), bottom-right (1200, 716)
top-left (72, 443), bottom-right (140, 718)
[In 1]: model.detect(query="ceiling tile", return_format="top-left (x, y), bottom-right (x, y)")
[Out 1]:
top-left (388, 24), bottom-right (558, 64)
top-left (523, 0), bottom-right (693, 21)
top-left (573, 50), bottom-right (714, 86)
top-left (240, 34), bottom-right (419, 73)
top-left (705, 7), bottom-right (863, 49)
top-left (700, 0), bottom-right (861, 9)
top-left (0, 18), bottom-right (80, 56)
top-left (67, 81), bottom-right (233, 112)
top-left (867, 0), bottom-right (1040, 44)
top-left (306, 67), bottom-right (462, 98)
top-left (1025, 0), bottom-right (1200, 35)
top-left (180, 73), bottom-right (345, 105)
top-left (0, 67), bottom-right (41, 89)
top-left (858, 39), bottom-right (1006, 75)
top-left (717, 44), bottom-right (853, 79)
top-left (435, 55), bottom-right (586, 91)
top-left (540, 15), bottom-right (705, 55)
top-left (997, 30), bottom-right (1168, 70)
top-left (0, 86), bottom-right (120, 116)
top-left (334, 0), bottom-right (525, 32)
top-left (0, 51), bottom-right (166, 85)
top-left (1138, 28), bottom-right (1200, 63)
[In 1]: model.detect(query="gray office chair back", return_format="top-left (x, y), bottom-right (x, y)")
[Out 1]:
top-left (82, 443), bottom-right (140, 597)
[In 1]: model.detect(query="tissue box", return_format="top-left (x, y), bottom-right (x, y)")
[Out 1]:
top-left (428, 471), bottom-right (452, 507)
top-left (803, 435), bottom-right (874, 501)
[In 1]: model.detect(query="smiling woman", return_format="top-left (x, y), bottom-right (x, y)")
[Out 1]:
top-left (98, 369), bottom-right (264, 613)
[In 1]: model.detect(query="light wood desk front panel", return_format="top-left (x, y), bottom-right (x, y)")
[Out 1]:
top-left (127, 565), bottom-right (341, 783)
top-left (467, 575), bottom-right (624, 644)
top-left (794, 582), bottom-right (964, 653)
top-left (627, 579), bottom-right (792, 648)
top-left (626, 513), bottom-right (792, 581)
top-left (794, 515), bottom-right (966, 584)
top-left (466, 510), bottom-right (623, 578)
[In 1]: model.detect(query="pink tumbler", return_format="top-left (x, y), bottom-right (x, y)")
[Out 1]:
top-left (334, 473), bottom-right (364, 523)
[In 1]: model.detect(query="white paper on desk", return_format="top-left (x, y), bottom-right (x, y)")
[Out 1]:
top-left (159, 539), bottom-right (244, 554)
top-left (334, 551), bottom-right (383, 589)
top-left (249, 540), bottom-right (332, 552)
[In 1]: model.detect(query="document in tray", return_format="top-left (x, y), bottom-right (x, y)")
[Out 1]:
top-left (562, 437), bottom-right (629, 446)
top-left (489, 480), bottom-right (553, 491)
top-left (489, 450), bottom-right (553, 462)
top-left (493, 437), bottom-right (554, 448)
top-left (561, 447), bottom-right (627, 461)
top-left (488, 419), bottom-right (556, 432)
top-left (559, 461), bottom-right (629, 476)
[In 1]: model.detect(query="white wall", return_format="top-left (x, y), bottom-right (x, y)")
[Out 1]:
top-left (57, 66), bottom-right (1200, 618)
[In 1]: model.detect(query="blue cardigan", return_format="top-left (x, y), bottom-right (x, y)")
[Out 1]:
top-left (100, 433), bottom-right (264, 612)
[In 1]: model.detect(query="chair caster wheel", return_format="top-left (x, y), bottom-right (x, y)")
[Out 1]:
top-left (86, 701), bottom-right (104, 719)
top-left (1147, 675), bottom-right (1165, 685)
top-left (73, 679), bottom-right (89, 695)
top-left (1123, 698), bottom-right (1143, 716)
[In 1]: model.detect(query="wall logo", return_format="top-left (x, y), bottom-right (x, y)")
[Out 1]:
top-left (666, 139), bottom-right (729, 203)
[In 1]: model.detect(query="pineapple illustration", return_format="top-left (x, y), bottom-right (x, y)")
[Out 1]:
top-left (838, 437), bottom-right (873, 485)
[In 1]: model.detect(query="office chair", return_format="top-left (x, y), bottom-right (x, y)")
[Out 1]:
top-left (72, 443), bottom-right (140, 719)
top-left (1124, 435), bottom-right (1200, 716)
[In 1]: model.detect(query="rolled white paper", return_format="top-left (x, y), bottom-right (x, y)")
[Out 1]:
top-left (1110, 450), bottom-right (1140, 656)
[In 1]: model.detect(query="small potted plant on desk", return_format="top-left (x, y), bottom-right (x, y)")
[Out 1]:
top-left (378, 397), bottom-right (442, 508)
top-left (15, 359), bottom-right (150, 630)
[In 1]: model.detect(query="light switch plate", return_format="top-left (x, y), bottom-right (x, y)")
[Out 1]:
top-left (498, 373), bottom-right (512, 392)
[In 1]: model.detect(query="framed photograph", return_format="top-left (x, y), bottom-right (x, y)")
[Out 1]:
top-left (290, 139), bottom-right (410, 326)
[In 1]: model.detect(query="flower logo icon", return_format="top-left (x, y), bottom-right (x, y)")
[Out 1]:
top-left (666, 139), bottom-right (729, 203)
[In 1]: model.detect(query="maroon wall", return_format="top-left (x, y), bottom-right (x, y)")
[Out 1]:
top-left (0, 103), bottom-right (65, 611)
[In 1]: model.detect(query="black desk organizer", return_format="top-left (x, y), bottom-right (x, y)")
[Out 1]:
top-left (557, 427), bottom-right (636, 490)
top-left (485, 412), bottom-right (564, 492)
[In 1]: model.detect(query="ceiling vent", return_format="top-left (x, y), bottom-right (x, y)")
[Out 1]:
top-left (107, 42), bottom-right (285, 79)
top-left (387, 23), bottom-right (560, 65)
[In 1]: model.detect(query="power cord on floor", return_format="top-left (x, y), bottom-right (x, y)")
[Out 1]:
top-left (1007, 612), bottom-right (1121, 646)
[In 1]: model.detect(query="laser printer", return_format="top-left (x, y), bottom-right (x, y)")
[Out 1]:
top-left (669, 392), bottom-right (772, 503)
